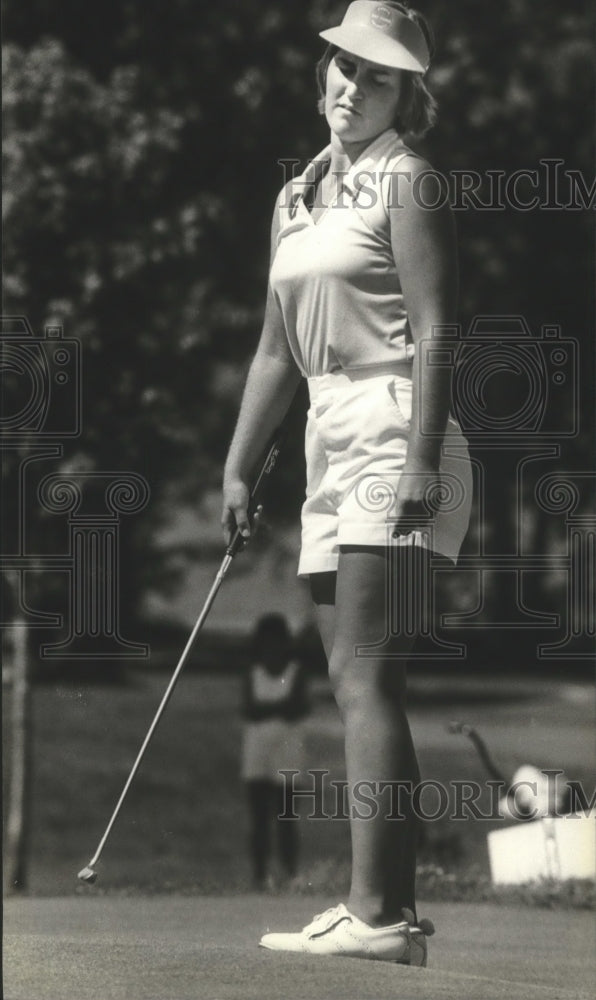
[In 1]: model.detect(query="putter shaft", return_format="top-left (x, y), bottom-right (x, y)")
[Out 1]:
top-left (85, 556), bottom-right (232, 871)
top-left (79, 432), bottom-right (285, 880)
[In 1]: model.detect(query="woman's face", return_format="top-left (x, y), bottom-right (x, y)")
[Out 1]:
top-left (325, 49), bottom-right (403, 144)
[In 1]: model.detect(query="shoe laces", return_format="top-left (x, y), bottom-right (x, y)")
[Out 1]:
top-left (303, 904), bottom-right (434, 940)
top-left (303, 904), bottom-right (350, 938)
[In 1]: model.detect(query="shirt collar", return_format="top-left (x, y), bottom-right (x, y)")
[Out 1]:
top-left (294, 128), bottom-right (405, 205)
top-left (343, 128), bottom-right (405, 196)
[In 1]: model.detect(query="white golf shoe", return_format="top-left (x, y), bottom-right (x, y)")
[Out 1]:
top-left (259, 904), bottom-right (434, 965)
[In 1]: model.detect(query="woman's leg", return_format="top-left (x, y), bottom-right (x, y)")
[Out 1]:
top-left (246, 779), bottom-right (272, 887)
top-left (311, 546), bottom-right (422, 927)
top-left (274, 782), bottom-right (299, 878)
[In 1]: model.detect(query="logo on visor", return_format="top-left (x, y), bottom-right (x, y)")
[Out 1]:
top-left (370, 5), bottom-right (393, 29)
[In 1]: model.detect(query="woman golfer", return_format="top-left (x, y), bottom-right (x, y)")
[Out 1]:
top-left (222, 0), bottom-right (472, 966)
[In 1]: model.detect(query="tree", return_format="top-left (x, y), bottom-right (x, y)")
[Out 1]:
top-left (3, 0), bottom-right (594, 635)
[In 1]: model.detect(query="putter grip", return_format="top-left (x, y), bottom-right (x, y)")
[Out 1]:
top-left (226, 437), bottom-right (283, 558)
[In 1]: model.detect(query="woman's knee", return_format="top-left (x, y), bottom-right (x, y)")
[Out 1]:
top-left (327, 649), bottom-right (345, 700)
top-left (328, 648), bottom-right (407, 711)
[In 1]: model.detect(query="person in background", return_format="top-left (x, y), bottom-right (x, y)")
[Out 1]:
top-left (240, 613), bottom-right (310, 890)
top-left (449, 721), bottom-right (571, 820)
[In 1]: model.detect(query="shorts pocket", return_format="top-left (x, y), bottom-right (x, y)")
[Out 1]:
top-left (386, 375), bottom-right (412, 427)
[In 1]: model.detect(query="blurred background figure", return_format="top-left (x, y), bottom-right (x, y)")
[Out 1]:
top-left (240, 614), bottom-right (310, 890)
top-left (449, 721), bottom-right (571, 820)
top-left (498, 764), bottom-right (571, 821)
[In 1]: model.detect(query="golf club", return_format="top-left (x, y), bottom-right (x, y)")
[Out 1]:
top-left (78, 433), bottom-right (284, 884)
top-left (449, 720), bottom-right (506, 783)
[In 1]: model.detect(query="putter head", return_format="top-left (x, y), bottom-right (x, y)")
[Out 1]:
top-left (78, 865), bottom-right (98, 884)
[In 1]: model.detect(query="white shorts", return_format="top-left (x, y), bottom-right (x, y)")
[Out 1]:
top-left (297, 366), bottom-right (473, 577)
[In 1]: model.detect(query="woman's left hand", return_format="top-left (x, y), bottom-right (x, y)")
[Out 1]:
top-left (391, 465), bottom-right (442, 536)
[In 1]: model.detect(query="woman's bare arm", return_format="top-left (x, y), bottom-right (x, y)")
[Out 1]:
top-left (222, 187), bottom-right (302, 543)
top-left (389, 157), bottom-right (458, 526)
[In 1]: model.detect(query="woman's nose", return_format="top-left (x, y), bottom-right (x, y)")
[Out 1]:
top-left (345, 75), bottom-right (364, 100)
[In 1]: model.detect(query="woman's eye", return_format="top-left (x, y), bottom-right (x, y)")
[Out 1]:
top-left (335, 58), bottom-right (390, 86)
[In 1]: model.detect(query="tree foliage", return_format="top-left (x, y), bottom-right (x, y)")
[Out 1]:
top-left (3, 0), bottom-right (594, 619)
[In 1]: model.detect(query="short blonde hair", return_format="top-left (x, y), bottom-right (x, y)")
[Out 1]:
top-left (315, 3), bottom-right (437, 141)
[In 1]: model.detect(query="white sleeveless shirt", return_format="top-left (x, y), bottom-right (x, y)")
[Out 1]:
top-left (270, 128), bottom-right (417, 378)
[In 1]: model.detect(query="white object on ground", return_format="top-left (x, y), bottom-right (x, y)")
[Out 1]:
top-left (488, 810), bottom-right (596, 885)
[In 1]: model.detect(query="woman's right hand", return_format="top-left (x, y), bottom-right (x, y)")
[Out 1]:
top-left (221, 476), bottom-right (251, 547)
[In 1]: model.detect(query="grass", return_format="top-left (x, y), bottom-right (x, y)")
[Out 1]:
top-left (3, 662), bottom-right (595, 908)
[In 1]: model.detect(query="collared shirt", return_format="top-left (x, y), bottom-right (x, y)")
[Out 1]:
top-left (269, 128), bottom-right (418, 378)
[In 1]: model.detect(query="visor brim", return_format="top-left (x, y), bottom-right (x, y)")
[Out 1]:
top-left (319, 26), bottom-right (427, 73)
